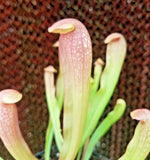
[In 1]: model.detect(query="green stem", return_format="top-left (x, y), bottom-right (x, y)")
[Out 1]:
top-left (84, 99), bottom-right (126, 160)
top-left (44, 66), bottom-right (63, 152)
top-left (89, 58), bottom-right (104, 103)
top-left (45, 120), bottom-right (53, 160)
top-left (81, 33), bottom-right (127, 147)
top-left (76, 148), bottom-right (82, 160)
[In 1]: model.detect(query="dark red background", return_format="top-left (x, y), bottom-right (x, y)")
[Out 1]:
top-left (0, 0), bottom-right (149, 159)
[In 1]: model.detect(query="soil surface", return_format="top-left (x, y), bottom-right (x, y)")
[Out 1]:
top-left (35, 146), bottom-right (111, 160)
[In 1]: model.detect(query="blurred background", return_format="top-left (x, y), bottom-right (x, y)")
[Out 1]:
top-left (0, 0), bottom-right (149, 159)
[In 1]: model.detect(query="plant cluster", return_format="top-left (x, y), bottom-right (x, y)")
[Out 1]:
top-left (0, 18), bottom-right (149, 160)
